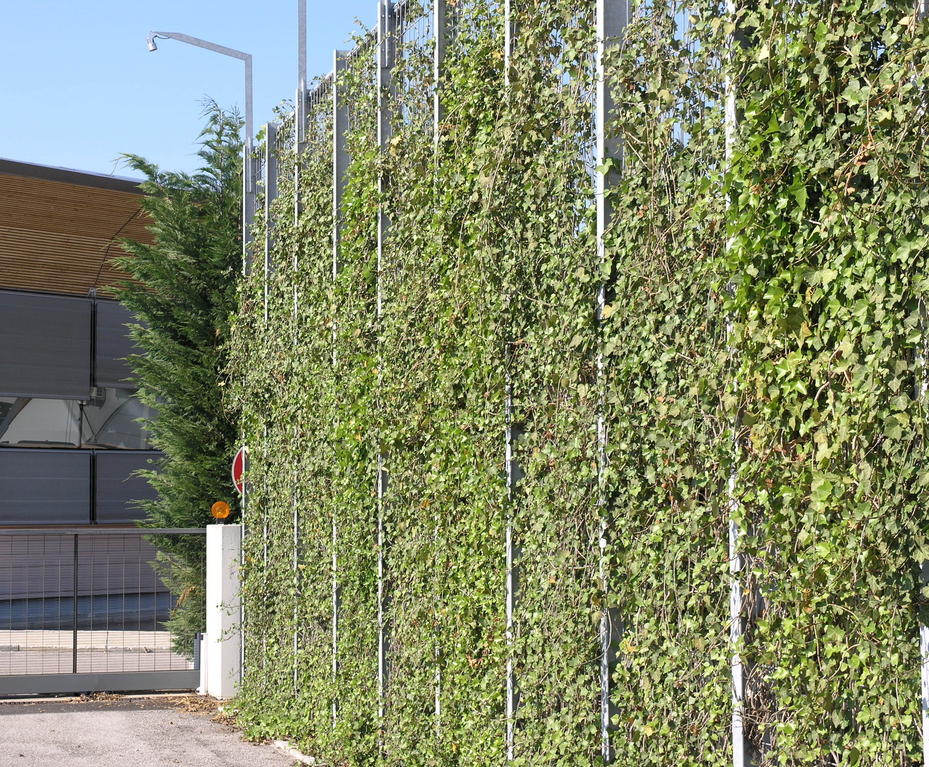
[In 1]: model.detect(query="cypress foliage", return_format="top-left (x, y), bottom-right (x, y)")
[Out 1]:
top-left (112, 102), bottom-right (243, 650)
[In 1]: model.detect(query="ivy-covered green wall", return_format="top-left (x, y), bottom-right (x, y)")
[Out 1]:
top-left (228, 0), bottom-right (929, 764)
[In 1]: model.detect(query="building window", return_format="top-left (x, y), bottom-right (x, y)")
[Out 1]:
top-left (0, 391), bottom-right (155, 451)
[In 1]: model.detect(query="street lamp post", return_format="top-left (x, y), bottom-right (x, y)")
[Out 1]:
top-left (297, 1), bottom-right (307, 146)
top-left (146, 31), bottom-right (256, 266)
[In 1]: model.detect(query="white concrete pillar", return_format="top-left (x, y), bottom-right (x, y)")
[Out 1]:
top-left (200, 523), bottom-right (242, 699)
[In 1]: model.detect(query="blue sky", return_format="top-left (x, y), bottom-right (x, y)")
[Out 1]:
top-left (0, 0), bottom-right (375, 178)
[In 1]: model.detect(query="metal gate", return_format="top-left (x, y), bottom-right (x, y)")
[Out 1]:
top-left (0, 528), bottom-right (204, 695)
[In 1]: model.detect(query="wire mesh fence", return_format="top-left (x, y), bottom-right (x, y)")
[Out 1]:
top-left (0, 529), bottom-right (204, 685)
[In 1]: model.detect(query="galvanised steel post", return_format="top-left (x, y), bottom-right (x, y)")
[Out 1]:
top-left (595, 0), bottom-right (627, 761)
top-left (917, 6), bottom-right (929, 757)
top-left (376, 0), bottom-right (396, 740)
top-left (432, 0), bottom-right (447, 741)
top-left (263, 122), bottom-right (279, 325)
top-left (331, 48), bottom-right (350, 728)
top-left (723, 1), bottom-right (752, 763)
top-left (504, 1), bottom-right (518, 760)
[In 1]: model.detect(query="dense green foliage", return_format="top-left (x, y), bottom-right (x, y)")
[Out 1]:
top-left (228, 1), bottom-right (929, 764)
top-left (725, 1), bottom-right (929, 761)
top-left (114, 103), bottom-right (243, 649)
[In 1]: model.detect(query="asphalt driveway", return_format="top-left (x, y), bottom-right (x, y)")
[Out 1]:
top-left (0, 695), bottom-right (305, 767)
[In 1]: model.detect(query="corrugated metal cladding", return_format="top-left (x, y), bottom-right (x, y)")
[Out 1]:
top-left (0, 159), bottom-right (153, 297)
top-left (94, 300), bottom-right (137, 389)
top-left (0, 450), bottom-right (91, 525)
top-left (0, 290), bottom-right (138, 399)
top-left (0, 291), bottom-right (92, 399)
top-left (0, 449), bottom-right (160, 525)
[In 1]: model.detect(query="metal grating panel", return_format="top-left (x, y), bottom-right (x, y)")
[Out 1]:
top-left (0, 529), bottom-right (204, 695)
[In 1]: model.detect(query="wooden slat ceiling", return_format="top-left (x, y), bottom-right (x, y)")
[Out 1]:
top-left (0, 163), bottom-right (153, 298)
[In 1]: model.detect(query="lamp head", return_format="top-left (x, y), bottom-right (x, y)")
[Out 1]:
top-left (147, 33), bottom-right (158, 52)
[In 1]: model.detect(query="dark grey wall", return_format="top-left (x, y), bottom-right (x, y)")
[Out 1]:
top-left (95, 451), bottom-right (159, 523)
top-left (0, 449), bottom-right (160, 525)
top-left (0, 533), bottom-right (165, 603)
top-left (0, 292), bottom-right (92, 399)
top-left (95, 300), bottom-right (138, 390)
top-left (0, 291), bottom-right (139, 399)
top-left (0, 291), bottom-right (160, 528)
top-left (0, 449), bottom-right (91, 524)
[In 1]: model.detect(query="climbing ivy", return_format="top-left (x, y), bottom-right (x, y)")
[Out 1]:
top-left (725, 0), bottom-right (929, 763)
top-left (227, 0), bottom-right (929, 765)
top-left (600, 0), bottom-right (732, 763)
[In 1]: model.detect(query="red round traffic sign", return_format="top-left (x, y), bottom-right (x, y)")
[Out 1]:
top-left (232, 446), bottom-right (247, 494)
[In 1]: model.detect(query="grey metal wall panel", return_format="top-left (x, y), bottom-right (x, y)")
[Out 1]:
top-left (0, 291), bottom-right (92, 399)
top-left (95, 451), bottom-right (159, 524)
top-left (0, 449), bottom-right (90, 524)
top-left (95, 300), bottom-right (137, 389)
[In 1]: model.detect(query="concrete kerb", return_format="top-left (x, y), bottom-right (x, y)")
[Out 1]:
top-left (271, 740), bottom-right (317, 765)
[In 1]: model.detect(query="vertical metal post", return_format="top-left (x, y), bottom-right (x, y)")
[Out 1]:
top-left (729, 497), bottom-right (747, 767)
top-left (920, 561), bottom-right (929, 767)
top-left (377, 0), bottom-right (396, 736)
top-left (332, 48), bottom-right (350, 729)
top-left (242, 440), bottom-right (251, 680)
top-left (294, 97), bottom-right (304, 260)
top-left (193, 631), bottom-right (202, 671)
top-left (243, 49), bottom-right (255, 270)
top-left (912, 234), bottom-right (929, 747)
top-left (240, 454), bottom-right (247, 680)
top-left (292, 4), bottom-right (307, 695)
top-left (293, 465), bottom-right (300, 696)
top-left (243, 144), bottom-right (253, 272)
top-left (917, 0), bottom-right (929, 744)
top-left (297, 0), bottom-right (308, 157)
top-left (596, 0), bottom-right (627, 762)
top-left (504, 1), bottom-right (517, 760)
top-left (505, 424), bottom-right (524, 762)
top-left (432, 0), bottom-right (447, 742)
top-left (295, 92), bottom-right (304, 226)
top-left (72, 534), bottom-right (79, 674)
top-left (292, 97), bottom-right (302, 701)
top-left (298, 0), bottom-right (307, 108)
top-left (243, 46), bottom-right (256, 270)
top-left (378, 0), bottom-right (395, 323)
top-left (724, 0), bottom-right (749, 762)
top-left (261, 427), bottom-right (269, 674)
top-left (434, 0), bottom-right (446, 144)
top-left (264, 122), bottom-right (280, 326)
top-left (334, 52), bottom-right (350, 283)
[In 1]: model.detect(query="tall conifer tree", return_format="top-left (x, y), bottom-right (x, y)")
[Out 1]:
top-left (112, 102), bottom-right (242, 649)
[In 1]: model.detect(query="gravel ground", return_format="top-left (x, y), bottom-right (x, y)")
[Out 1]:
top-left (0, 694), bottom-right (304, 767)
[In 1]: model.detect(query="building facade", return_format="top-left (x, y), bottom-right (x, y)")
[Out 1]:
top-left (0, 158), bottom-right (160, 527)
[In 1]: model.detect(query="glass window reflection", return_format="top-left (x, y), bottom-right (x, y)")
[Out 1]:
top-left (0, 398), bottom-right (81, 447)
top-left (81, 389), bottom-right (155, 450)
top-left (0, 391), bottom-right (155, 450)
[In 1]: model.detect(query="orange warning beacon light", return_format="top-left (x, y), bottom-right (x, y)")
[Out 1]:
top-left (211, 501), bottom-right (231, 520)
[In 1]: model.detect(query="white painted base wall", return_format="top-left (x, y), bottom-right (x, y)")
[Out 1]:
top-left (198, 523), bottom-right (242, 700)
